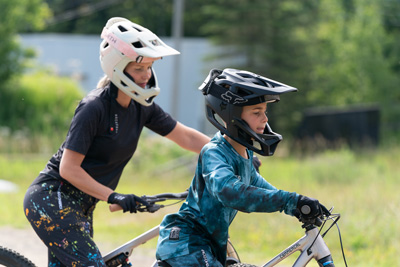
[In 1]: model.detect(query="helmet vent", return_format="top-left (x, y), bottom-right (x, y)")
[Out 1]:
top-left (236, 88), bottom-right (251, 97)
top-left (238, 73), bottom-right (253, 78)
top-left (150, 39), bottom-right (160, 46)
top-left (212, 112), bottom-right (226, 129)
top-left (132, 26), bottom-right (143, 32)
top-left (132, 41), bottom-right (143, 48)
top-left (118, 25), bottom-right (128, 32)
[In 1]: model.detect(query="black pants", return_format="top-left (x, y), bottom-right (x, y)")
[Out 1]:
top-left (24, 179), bottom-right (105, 267)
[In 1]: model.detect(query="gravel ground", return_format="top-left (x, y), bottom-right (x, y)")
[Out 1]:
top-left (0, 226), bottom-right (156, 267)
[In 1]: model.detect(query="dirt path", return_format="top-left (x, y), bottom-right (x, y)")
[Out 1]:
top-left (0, 226), bottom-right (155, 266)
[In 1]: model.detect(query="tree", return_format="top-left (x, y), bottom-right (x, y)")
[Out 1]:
top-left (0, 0), bottom-right (50, 84)
top-left (40, 0), bottom-right (215, 37)
top-left (42, 0), bottom-right (174, 36)
top-left (201, 0), bottom-right (320, 134)
top-left (201, 0), bottom-right (400, 138)
top-left (308, 0), bottom-right (400, 134)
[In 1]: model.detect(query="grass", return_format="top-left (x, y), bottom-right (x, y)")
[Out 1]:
top-left (0, 137), bottom-right (399, 266)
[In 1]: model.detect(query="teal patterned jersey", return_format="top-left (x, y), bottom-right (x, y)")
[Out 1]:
top-left (156, 132), bottom-right (299, 264)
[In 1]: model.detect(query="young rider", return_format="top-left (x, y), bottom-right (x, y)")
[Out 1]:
top-left (23, 17), bottom-right (210, 267)
top-left (156, 68), bottom-right (330, 267)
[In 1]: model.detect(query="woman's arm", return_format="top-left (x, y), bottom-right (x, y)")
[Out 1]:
top-left (59, 148), bottom-right (114, 201)
top-left (165, 122), bottom-right (210, 153)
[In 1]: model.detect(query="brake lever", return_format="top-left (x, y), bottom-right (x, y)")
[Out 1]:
top-left (136, 196), bottom-right (165, 213)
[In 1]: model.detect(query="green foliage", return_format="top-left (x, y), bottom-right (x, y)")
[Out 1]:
top-left (201, 0), bottom-right (400, 138)
top-left (309, 0), bottom-right (398, 104)
top-left (201, 0), bottom-right (321, 133)
top-left (308, 0), bottom-right (400, 136)
top-left (0, 72), bottom-right (84, 152)
top-left (0, 0), bottom-right (50, 83)
top-left (43, 0), bottom-right (174, 36)
top-left (41, 0), bottom-right (215, 37)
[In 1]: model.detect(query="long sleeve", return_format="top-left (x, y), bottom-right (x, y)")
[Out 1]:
top-left (202, 148), bottom-right (299, 215)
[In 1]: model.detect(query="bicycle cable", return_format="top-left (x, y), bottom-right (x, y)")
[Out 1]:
top-left (326, 214), bottom-right (349, 267)
top-left (314, 213), bottom-right (348, 267)
top-left (156, 199), bottom-right (186, 208)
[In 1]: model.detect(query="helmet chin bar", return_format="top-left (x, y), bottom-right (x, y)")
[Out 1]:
top-left (206, 106), bottom-right (282, 156)
top-left (232, 119), bottom-right (282, 156)
top-left (112, 67), bottom-right (159, 106)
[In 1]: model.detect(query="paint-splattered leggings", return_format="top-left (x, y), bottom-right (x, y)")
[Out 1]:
top-left (23, 180), bottom-right (106, 267)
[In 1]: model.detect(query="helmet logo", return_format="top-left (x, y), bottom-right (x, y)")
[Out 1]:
top-left (104, 32), bottom-right (117, 45)
top-left (221, 91), bottom-right (247, 105)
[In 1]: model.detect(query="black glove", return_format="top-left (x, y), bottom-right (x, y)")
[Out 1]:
top-left (296, 195), bottom-right (330, 220)
top-left (107, 192), bottom-right (150, 213)
top-left (252, 156), bottom-right (262, 173)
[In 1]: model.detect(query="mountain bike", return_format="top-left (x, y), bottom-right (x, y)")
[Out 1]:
top-left (0, 190), bottom-right (346, 267)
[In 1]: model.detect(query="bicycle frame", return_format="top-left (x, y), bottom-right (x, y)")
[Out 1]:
top-left (102, 225), bottom-right (160, 266)
top-left (262, 226), bottom-right (332, 267)
top-left (102, 225), bottom-right (240, 267)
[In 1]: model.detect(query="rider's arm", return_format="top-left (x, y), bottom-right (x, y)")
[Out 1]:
top-left (165, 122), bottom-right (210, 153)
top-left (203, 149), bottom-right (298, 215)
top-left (59, 148), bottom-right (114, 201)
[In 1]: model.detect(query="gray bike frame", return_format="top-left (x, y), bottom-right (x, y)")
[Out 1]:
top-left (102, 219), bottom-right (333, 267)
top-left (102, 225), bottom-right (331, 267)
top-left (262, 227), bottom-right (331, 267)
top-left (102, 225), bottom-right (160, 266)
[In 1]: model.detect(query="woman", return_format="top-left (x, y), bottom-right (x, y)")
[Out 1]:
top-left (23, 17), bottom-right (210, 267)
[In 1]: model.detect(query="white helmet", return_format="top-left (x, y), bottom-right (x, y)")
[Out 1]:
top-left (99, 17), bottom-right (180, 106)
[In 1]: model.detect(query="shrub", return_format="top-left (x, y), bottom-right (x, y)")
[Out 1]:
top-left (0, 72), bottom-right (84, 152)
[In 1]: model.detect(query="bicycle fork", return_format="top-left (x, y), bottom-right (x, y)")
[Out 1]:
top-left (262, 227), bottom-right (334, 267)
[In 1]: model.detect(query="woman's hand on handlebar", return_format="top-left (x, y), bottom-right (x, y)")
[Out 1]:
top-left (107, 192), bottom-right (150, 213)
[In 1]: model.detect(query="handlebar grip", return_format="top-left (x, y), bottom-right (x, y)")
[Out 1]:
top-left (109, 204), bottom-right (122, 212)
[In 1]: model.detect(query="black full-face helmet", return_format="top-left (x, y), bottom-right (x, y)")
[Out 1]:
top-left (199, 68), bottom-right (297, 156)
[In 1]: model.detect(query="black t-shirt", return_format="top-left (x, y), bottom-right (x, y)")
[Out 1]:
top-left (35, 84), bottom-right (177, 191)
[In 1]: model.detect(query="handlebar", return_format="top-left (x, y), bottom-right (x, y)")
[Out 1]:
top-left (109, 190), bottom-right (189, 212)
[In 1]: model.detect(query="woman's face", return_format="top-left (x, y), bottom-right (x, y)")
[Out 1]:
top-left (124, 61), bottom-right (154, 88)
top-left (241, 102), bottom-right (268, 134)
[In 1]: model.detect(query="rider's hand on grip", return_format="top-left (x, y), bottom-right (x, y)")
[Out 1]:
top-left (107, 192), bottom-right (150, 213)
top-left (296, 195), bottom-right (330, 220)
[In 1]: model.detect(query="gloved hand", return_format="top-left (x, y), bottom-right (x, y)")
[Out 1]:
top-left (296, 195), bottom-right (330, 220)
top-left (107, 192), bottom-right (149, 213)
top-left (252, 156), bottom-right (262, 173)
